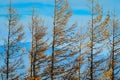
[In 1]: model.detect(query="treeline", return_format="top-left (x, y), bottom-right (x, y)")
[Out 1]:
top-left (0, 0), bottom-right (120, 80)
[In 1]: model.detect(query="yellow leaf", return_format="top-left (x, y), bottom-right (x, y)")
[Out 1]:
top-left (105, 69), bottom-right (112, 78)
top-left (103, 31), bottom-right (109, 39)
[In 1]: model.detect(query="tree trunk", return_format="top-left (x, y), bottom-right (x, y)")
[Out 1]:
top-left (90, 0), bottom-right (94, 80)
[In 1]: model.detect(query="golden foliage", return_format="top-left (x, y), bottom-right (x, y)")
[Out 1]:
top-left (103, 14), bottom-right (110, 26)
top-left (39, 46), bottom-right (47, 52)
top-left (54, 69), bottom-right (64, 75)
top-left (90, 28), bottom-right (96, 39)
top-left (70, 77), bottom-right (78, 80)
top-left (87, 42), bottom-right (93, 47)
top-left (74, 65), bottom-right (80, 70)
top-left (30, 77), bottom-right (41, 80)
top-left (55, 27), bottom-right (63, 33)
top-left (55, 50), bottom-right (63, 54)
top-left (93, 15), bottom-right (102, 24)
top-left (104, 69), bottom-right (112, 78)
top-left (35, 32), bottom-right (45, 40)
top-left (39, 54), bottom-right (46, 58)
top-left (103, 31), bottom-right (109, 39)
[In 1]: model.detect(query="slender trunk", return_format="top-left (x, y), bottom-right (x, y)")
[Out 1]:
top-left (30, 53), bottom-right (33, 77)
top-left (30, 25), bottom-right (33, 77)
top-left (6, 1), bottom-right (11, 79)
top-left (6, 22), bottom-right (10, 80)
top-left (111, 15), bottom-right (115, 80)
top-left (51, 0), bottom-right (56, 80)
top-left (33, 39), bottom-right (36, 79)
top-left (78, 59), bottom-right (81, 80)
top-left (90, 0), bottom-right (94, 80)
top-left (51, 24), bottom-right (55, 80)
top-left (51, 15), bottom-right (55, 80)
top-left (33, 23), bottom-right (38, 79)
top-left (30, 8), bottom-right (34, 78)
top-left (32, 9), bottom-right (36, 80)
top-left (78, 42), bottom-right (81, 80)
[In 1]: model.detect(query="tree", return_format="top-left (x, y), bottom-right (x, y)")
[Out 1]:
top-left (76, 27), bottom-right (89, 80)
top-left (50, 0), bottom-right (77, 79)
top-left (28, 8), bottom-right (48, 79)
top-left (65, 26), bottom-right (88, 80)
top-left (87, 0), bottom-right (110, 79)
top-left (0, 0), bottom-right (25, 80)
top-left (104, 11), bottom-right (120, 80)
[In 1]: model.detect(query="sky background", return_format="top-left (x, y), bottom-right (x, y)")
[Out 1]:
top-left (0, 0), bottom-right (120, 44)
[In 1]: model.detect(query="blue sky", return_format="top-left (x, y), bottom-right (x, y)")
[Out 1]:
top-left (0, 0), bottom-right (120, 44)
top-left (0, 0), bottom-right (119, 16)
